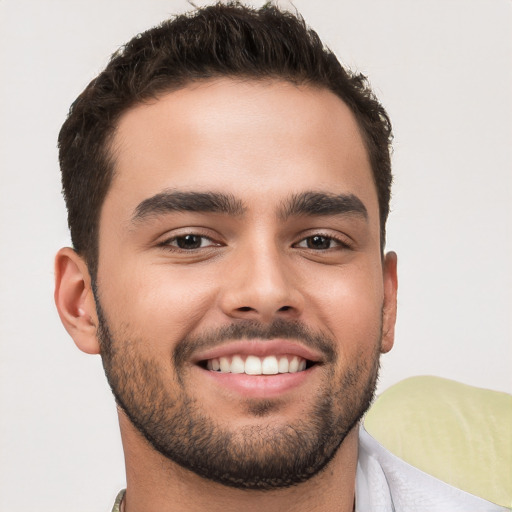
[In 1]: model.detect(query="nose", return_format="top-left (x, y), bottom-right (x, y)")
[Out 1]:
top-left (219, 243), bottom-right (304, 322)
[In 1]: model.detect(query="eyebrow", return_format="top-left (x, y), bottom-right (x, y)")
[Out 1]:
top-left (131, 190), bottom-right (246, 222)
top-left (131, 189), bottom-right (367, 224)
top-left (279, 191), bottom-right (368, 221)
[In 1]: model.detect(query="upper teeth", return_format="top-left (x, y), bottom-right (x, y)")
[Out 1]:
top-left (206, 355), bottom-right (307, 375)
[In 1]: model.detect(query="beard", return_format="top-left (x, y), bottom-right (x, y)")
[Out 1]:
top-left (95, 297), bottom-right (381, 490)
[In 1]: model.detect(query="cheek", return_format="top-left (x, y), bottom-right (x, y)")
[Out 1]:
top-left (98, 260), bottom-right (219, 349)
top-left (303, 261), bottom-right (384, 356)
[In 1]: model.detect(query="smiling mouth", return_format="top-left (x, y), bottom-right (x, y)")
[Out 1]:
top-left (201, 355), bottom-right (316, 375)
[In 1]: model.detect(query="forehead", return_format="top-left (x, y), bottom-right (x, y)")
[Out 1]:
top-left (105, 78), bottom-right (378, 226)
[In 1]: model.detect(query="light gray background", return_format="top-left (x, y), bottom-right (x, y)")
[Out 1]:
top-left (0, 0), bottom-right (510, 510)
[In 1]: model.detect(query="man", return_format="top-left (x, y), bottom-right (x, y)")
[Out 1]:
top-left (53, 3), bottom-right (505, 511)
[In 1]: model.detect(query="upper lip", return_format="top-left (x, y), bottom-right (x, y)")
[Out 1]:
top-left (191, 339), bottom-right (325, 364)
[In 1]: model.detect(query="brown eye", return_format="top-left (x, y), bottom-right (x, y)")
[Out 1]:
top-left (297, 235), bottom-right (336, 251)
top-left (305, 235), bottom-right (332, 250)
top-left (175, 234), bottom-right (203, 249)
top-left (307, 235), bottom-right (332, 249)
top-left (294, 234), bottom-right (350, 251)
top-left (163, 234), bottom-right (217, 250)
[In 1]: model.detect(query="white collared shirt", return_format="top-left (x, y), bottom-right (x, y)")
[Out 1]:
top-left (356, 426), bottom-right (509, 511)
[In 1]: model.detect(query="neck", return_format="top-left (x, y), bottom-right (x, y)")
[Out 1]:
top-left (118, 410), bottom-right (358, 512)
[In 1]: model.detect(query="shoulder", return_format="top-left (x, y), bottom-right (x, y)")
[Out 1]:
top-left (357, 376), bottom-right (511, 511)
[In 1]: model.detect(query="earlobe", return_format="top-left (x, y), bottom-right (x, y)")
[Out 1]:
top-left (54, 247), bottom-right (101, 355)
top-left (381, 251), bottom-right (398, 354)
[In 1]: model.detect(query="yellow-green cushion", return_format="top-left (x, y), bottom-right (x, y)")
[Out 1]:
top-left (364, 376), bottom-right (512, 508)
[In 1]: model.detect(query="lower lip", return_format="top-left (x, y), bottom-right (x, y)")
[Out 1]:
top-left (198, 367), bottom-right (315, 398)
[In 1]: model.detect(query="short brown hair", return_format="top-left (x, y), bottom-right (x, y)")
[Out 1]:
top-left (58, 2), bottom-right (392, 277)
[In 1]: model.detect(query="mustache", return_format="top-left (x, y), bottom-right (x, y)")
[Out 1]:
top-left (173, 319), bottom-right (337, 367)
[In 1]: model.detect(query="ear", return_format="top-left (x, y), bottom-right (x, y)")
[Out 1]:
top-left (54, 247), bottom-right (100, 355)
top-left (380, 251), bottom-right (398, 354)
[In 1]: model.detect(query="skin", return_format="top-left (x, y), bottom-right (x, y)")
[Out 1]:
top-left (55, 79), bottom-right (398, 512)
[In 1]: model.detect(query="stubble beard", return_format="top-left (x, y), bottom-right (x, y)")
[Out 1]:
top-left (95, 298), bottom-right (382, 490)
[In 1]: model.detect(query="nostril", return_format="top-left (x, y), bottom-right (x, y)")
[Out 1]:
top-left (231, 305), bottom-right (296, 317)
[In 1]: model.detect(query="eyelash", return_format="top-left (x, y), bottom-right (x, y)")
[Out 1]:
top-left (293, 233), bottom-right (352, 251)
top-left (159, 233), bottom-right (220, 251)
top-left (159, 232), bottom-right (351, 252)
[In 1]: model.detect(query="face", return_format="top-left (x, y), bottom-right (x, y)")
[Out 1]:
top-left (94, 79), bottom-right (396, 489)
